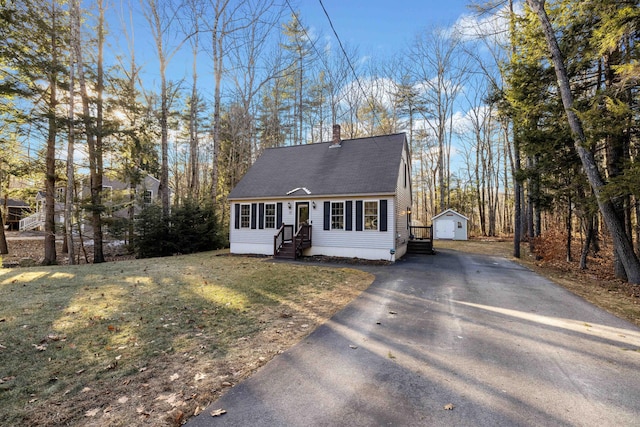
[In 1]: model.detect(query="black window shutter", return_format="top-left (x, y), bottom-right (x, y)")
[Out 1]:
top-left (258, 203), bottom-right (265, 229)
top-left (380, 199), bottom-right (387, 231)
top-left (234, 203), bottom-right (240, 229)
top-left (323, 201), bottom-right (330, 230)
top-left (276, 202), bottom-right (283, 227)
top-left (345, 201), bottom-right (353, 231)
top-left (251, 203), bottom-right (257, 229)
top-left (355, 201), bottom-right (363, 231)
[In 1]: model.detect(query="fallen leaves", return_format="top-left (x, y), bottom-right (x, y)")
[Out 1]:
top-left (1, 252), bottom-right (374, 426)
top-left (85, 408), bottom-right (100, 417)
top-left (210, 408), bottom-right (227, 417)
top-left (167, 408), bottom-right (184, 424)
top-left (33, 343), bottom-right (47, 351)
top-left (0, 376), bottom-right (16, 384)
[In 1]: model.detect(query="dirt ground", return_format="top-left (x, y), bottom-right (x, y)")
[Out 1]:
top-left (2, 231), bottom-right (130, 267)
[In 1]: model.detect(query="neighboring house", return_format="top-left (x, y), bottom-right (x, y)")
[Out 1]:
top-left (84, 175), bottom-right (161, 217)
top-left (19, 175), bottom-right (160, 231)
top-left (228, 126), bottom-right (413, 261)
top-left (2, 198), bottom-right (32, 231)
top-left (432, 209), bottom-right (468, 240)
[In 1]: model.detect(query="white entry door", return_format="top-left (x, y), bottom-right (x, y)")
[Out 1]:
top-left (437, 219), bottom-right (455, 239)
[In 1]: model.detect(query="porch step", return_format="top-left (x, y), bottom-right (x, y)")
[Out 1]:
top-left (19, 212), bottom-right (44, 231)
top-left (407, 240), bottom-right (435, 255)
top-left (275, 242), bottom-right (297, 259)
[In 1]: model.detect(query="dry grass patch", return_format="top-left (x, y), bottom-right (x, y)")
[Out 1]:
top-left (0, 252), bottom-right (373, 426)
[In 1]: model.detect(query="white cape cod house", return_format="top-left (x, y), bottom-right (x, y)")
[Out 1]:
top-left (228, 126), bottom-right (413, 262)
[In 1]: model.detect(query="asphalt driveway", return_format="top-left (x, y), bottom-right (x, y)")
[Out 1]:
top-left (187, 248), bottom-right (640, 426)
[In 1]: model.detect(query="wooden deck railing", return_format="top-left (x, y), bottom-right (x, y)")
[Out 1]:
top-left (409, 225), bottom-right (433, 241)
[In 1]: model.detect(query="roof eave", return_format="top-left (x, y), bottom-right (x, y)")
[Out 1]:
top-left (228, 191), bottom-right (397, 202)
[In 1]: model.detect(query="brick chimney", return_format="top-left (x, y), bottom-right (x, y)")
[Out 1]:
top-left (331, 124), bottom-right (341, 148)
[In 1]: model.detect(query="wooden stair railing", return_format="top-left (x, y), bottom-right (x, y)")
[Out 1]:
top-left (274, 224), bottom-right (312, 259)
top-left (408, 225), bottom-right (434, 254)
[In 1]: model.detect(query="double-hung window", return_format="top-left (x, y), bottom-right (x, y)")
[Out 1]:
top-left (143, 190), bottom-right (153, 205)
top-left (331, 202), bottom-right (344, 230)
top-left (240, 204), bottom-right (251, 228)
top-left (264, 203), bottom-right (276, 228)
top-left (364, 201), bottom-right (378, 230)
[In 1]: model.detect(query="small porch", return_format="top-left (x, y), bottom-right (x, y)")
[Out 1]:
top-left (407, 225), bottom-right (434, 255)
top-left (274, 224), bottom-right (312, 260)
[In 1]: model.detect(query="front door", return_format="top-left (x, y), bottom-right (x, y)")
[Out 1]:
top-left (296, 202), bottom-right (309, 230)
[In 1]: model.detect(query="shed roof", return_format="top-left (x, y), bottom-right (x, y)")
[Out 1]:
top-left (432, 208), bottom-right (469, 221)
top-left (228, 133), bottom-right (407, 200)
top-left (3, 198), bottom-right (29, 208)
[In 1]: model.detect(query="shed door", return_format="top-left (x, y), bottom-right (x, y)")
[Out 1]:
top-left (437, 219), bottom-right (455, 239)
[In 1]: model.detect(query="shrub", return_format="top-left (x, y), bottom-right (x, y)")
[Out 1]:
top-left (133, 200), bottom-right (225, 259)
top-left (168, 199), bottom-right (225, 255)
top-left (132, 204), bottom-right (169, 258)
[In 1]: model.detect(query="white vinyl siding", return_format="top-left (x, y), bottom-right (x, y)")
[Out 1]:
top-left (394, 145), bottom-right (413, 258)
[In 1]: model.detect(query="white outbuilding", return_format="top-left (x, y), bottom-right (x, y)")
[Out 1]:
top-left (432, 209), bottom-right (468, 240)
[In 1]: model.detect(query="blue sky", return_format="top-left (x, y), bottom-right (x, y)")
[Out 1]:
top-left (295, 0), bottom-right (474, 56)
top-left (105, 0), bottom-right (477, 89)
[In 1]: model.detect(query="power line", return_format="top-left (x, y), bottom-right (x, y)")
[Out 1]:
top-left (283, 0), bottom-right (383, 135)
top-left (317, 0), bottom-right (382, 130)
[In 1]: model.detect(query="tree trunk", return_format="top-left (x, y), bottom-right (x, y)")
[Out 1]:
top-left (580, 214), bottom-right (594, 270)
top-left (43, 1), bottom-right (59, 265)
top-left (65, 0), bottom-right (77, 265)
top-left (92, 1), bottom-right (106, 263)
top-left (210, 1), bottom-right (227, 207)
top-left (566, 195), bottom-right (572, 263)
top-left (603, 48), bottom-right (629, 280)
top-left (0, 208), bottom-right (8, 255)
top-left (74, 0), bottom-right (104, 263)
top-left (527, 0), bottom-right (640, 284)
top-left (508, 0), bottom-right (521, 258)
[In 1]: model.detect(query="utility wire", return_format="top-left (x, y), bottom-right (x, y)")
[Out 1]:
top-left (317, 0), bottom-right (382, 130)
top-left (283, 0), bottom-right (383, 135)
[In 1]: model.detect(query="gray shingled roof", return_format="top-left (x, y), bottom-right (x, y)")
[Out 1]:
top-left (228, 133), bottom-right (407, 200)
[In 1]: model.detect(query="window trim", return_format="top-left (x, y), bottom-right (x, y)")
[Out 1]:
top-left (264, 203), bottom-right (276, 229)
top-left (143, 190), bottom-right (153, 205)
top-left (363, 200), bottom-right (379, 231)
top-left (331, 201), bottom-right (344, 230)
top-left (240, 204), bottom-right (251, 229)
top-left (55, 187), bottom-right (65, 203)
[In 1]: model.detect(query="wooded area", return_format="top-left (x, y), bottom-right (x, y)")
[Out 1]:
top-left (0, 0), bottom-right (638, 282)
